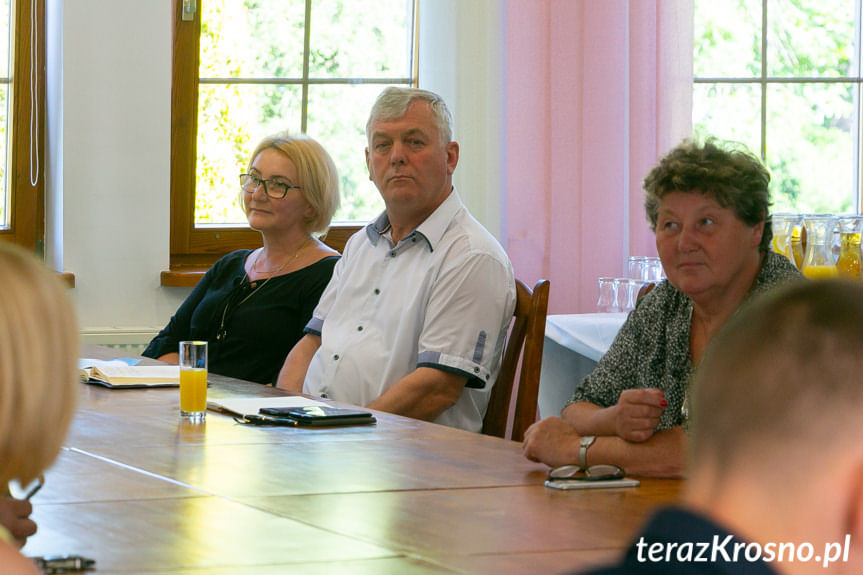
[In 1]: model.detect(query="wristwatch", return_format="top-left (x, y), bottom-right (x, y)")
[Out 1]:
top-left (579, 435), bottom-right (596, 469)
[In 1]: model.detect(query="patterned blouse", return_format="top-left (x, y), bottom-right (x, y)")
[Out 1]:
top-left (567, 251), bottom-right (803, 429)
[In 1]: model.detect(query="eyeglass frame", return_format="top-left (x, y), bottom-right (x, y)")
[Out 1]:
top-left (3, 474), bottom-right (44, 500)
top-left (239, 173), bottom-right (302, 200)
top-left (546, 464), bottom-right (626, 482)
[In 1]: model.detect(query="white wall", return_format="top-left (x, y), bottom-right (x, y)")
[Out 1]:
top-left (55, 0), bottom-right (184, 336)
top-left (419, 0), bottom-right (506, 238)
top-left (52, 0), bottom-right (506, 335)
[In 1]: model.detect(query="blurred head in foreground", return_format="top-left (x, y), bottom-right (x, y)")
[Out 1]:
top-left (0, 243), bottom-right (79, 487)
top-left (687, 279), bottom-right (863, 572)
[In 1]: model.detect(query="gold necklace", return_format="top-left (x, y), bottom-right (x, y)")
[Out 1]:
top-left (249, 237), bottom-right (313, 280)
top-left (215, 239), bottom-right (312, 341)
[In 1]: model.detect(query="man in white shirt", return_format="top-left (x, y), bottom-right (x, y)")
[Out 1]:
top-left (277, 87), bottom-right (515, 432)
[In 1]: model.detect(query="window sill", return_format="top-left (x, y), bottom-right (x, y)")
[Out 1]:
top-left (59, 272), bottom-right (75, 288)
top-left (161, 224), bottom-right (361, 287)
top-left (160, 268), bottom-right (206, 288)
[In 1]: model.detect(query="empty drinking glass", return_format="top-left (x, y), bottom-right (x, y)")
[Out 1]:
top-left (596, 277), bottom-right (620, 313)
top-left (618, 279), bottom-right (645, 312)
top-left (626, 257), bottom-right (647, 281)
top-left (644, 257), bottom-right (664, 281)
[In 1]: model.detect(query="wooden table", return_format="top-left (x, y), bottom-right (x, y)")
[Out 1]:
top-left (22, 346), bottom-right (682, 574)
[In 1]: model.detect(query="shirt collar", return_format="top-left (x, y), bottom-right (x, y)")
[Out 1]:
top-left (365, 188), bottom-right (463, 252)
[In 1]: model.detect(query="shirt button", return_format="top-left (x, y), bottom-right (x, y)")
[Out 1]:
top-left (390, 251), bottom-right (396, 257)
top-left (333, 354), bottom-right (340, 361)
top-left (357, 326), bottom-right (363, 331)
top-left (474, 367), bottom-right (480, 373)
top-left (411, 237), bottom-right (417, 243)
top-left (374, 288), bottom-right (380, 295)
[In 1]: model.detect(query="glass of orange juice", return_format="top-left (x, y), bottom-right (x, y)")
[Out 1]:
top-left (179, 341), bottom-right (208, 422)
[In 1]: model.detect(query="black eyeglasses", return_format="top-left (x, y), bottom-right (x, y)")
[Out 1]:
top-left (546, 464), bottom-right (625, 482)
top-left (239, 173), bottom-right (302, 199)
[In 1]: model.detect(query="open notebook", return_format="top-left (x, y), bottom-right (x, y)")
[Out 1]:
top-left (80, 359), bottom-right (180, 389)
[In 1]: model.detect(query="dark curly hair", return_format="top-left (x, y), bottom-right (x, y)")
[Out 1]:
top-left (643, 138), bottom-right (772, 252)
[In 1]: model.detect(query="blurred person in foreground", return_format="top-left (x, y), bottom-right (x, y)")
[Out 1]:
top-left (144, 133), bottom-right (341, 385)
top-left (0, 243), bottom-right (79, 574)
top-left (581, 279), bottom-right (863, 574)
top-left (277, 87), bottom-right (515, 432)
top-left (523, 138), bottom-right (802, 477)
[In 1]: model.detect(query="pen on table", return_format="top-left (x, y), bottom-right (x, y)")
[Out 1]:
top-left (31, 554), bottom-right (96, 572)
top-left (25, 475), bottom-right (45, 500)
top-left (238, 414), bottom-right (298, 426)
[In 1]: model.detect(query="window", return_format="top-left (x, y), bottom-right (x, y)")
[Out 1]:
top-left (0, 0), bottom-right (45, 251)
top-left (169, 0), bottom-right (417, 281)
top-left (693, 0), bottom-right (861, 214)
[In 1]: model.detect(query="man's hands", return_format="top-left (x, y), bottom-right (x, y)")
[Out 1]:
top-left (611, 388), bottom-right (666, 442)
top-left (0, 497), bottom-right (37, 548)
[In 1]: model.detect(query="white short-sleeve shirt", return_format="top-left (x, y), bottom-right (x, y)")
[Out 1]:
top-left (303, 190), bottom-right (516, 432)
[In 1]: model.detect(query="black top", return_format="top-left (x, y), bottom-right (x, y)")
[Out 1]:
top-left (143, 250), bottom-right (338, 385)
top-left (579, 507), bottom-right (778, 575)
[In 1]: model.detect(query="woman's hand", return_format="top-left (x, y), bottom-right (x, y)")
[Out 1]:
top-left (612, 388), bottom-right (666, 442)
top-left (156, 352), bottom-right (179, 364)
top-left (0, 497), bottom-right (36, 548)
top-left (522, 416), bottom-right (581, 467)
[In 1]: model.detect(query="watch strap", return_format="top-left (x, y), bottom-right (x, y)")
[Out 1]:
top-left (579, 435), bottom-right (596, 469)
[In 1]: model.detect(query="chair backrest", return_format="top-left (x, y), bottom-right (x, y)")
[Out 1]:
top-left (482, 278), bottom-right (550, 442)
top-left (636, 281), bottom-right (656, 304)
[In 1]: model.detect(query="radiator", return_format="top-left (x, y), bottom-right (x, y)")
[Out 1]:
top-left (80, 329), bottom-right (159, 356)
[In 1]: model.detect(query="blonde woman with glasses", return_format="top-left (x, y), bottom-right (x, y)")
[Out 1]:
top-left (144, 133), bottom-right (341, 385)
top-left (0, 243), bottom-right (79, 574)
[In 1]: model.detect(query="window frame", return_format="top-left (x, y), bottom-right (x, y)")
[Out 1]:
top-left (167, 0), bottom-right (418, 285)
top-left (692, 0), bottom-right (863, 213)
top-left (0, 0), bottom-right (46, 252)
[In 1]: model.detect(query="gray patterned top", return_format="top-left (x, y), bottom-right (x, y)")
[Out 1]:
top-left (567, 251), bottom-right (803, 429)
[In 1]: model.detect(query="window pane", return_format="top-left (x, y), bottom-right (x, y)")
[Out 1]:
top-left (193, 0), bottom-right (415, 229)
top-left (195, 84), bottom-right (302, 225)
top-left (766, 83), bottom-right (856, 213)
top-left (200, 0), bottom-right (305, 79)
top-left (767, 0), bottom-right (857, 77)
top-left (0, 85), bottom-right (7, 229)
top-left (0, 0), bottom-right (9, 78)
top-left (0, 0), bottom-right (8, 229)
top-left (306, 84), bottom-right (387, 222)
top-left (309, 0), bottom-right (414, 78)
top-left (692, 83), bottom-right (762, 154)
top-left (694, 0), bottom-right (761, 77)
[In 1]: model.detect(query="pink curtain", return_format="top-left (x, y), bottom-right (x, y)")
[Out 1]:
top-left (505, 0), bottom-right (693, 313)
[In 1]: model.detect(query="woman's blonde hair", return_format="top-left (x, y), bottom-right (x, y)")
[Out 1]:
top-left (0, 243), bottom-right (79, 485)
top-left (244, 132), bottom-right (340, 236)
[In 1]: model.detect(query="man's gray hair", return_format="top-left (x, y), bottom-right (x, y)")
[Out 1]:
top-left (366, 87), bottom-right (454, 145)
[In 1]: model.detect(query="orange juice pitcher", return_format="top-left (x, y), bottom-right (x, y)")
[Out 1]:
top-left (801, 215), bottom-right (838, 280)
top-left (770, 213), bottom-right (800, 268)
top-left (836, 216), bottom-right (863, 279)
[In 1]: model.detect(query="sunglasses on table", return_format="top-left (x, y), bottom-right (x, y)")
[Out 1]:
top-left (546, 464), bottom-right (626, 482)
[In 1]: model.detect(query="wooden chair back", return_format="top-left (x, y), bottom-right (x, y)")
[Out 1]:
top-left (482, 278), bottom-right (550, 442)
top-left (636, 281), bottom-right (656, 304)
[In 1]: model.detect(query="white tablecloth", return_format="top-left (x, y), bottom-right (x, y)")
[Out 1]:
top-left (538, 313), bottom-right (628, 418)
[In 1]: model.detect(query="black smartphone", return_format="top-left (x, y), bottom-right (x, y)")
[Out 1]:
top-left (258, 406), bottom-right (376, 426)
